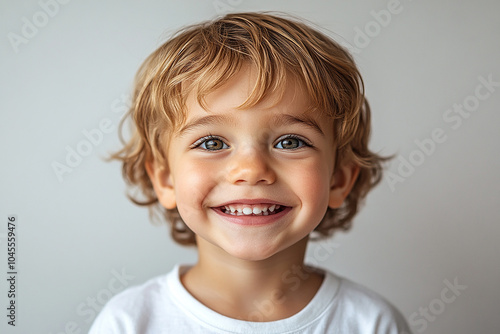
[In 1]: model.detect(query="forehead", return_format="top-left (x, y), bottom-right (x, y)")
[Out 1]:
top-left (181, 64), bottom-right (328, 124)
top-left (174, 65), bottom-right (332, 140)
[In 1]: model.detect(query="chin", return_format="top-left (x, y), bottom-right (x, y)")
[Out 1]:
top-left (222, 243), bottom-right (281, 262)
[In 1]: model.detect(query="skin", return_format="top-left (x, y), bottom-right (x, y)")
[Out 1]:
top-left (146, 64), bottom-right (359, 321)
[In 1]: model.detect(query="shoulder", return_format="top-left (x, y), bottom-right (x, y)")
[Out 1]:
top-left (106, 270), bottom-right (168, 312)
top-left (321, 269), bottom-right (412, 333)
top-left (336, 275), bottom-right (398, 312)
top-left (88, 270), bottom-right (172, 334)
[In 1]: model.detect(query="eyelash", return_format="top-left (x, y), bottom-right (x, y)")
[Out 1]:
top-left (190, 135), bottom-right (228, 151)
top-left (190, 134), bottom-right (313, 151)
top-left (275, 134), bottom-right (312, 150)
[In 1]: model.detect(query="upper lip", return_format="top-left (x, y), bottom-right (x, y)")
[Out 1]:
top-left (214, 199), bottom-right (289, 207)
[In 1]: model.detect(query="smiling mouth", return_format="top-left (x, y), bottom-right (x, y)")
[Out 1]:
top-left (217, 204), bottom-right (287, 216)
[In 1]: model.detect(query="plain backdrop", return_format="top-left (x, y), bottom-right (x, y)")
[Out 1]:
top-left (1, 0), bottom-right (499, 333)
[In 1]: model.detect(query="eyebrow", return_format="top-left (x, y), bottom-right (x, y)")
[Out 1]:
top-left (270, 114), bottom-right (324, 136)
top-left (177, 113), bottom-right (324, 137)
top-left (177, 115), bottom-right (234, 137)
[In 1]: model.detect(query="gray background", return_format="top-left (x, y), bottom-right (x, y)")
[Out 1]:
top-left (1, 0), bottom-right (499, 333)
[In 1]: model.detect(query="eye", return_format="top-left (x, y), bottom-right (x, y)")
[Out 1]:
top-left (274, 135), bottom-right (311, 150)
top-left (192, 135), bottom-right (229, 151)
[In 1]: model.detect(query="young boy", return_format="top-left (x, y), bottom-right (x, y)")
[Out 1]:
top-left (90, 12), bottom-right (411, 333)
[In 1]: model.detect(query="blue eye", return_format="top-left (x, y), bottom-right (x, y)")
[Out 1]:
top-left (193, 136), bottom-right (229, 151)
top-left (274, 135), bottom-right (310, 150)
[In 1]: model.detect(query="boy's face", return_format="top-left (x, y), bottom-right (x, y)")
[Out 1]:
top-left (148, 65), bottom-right (358, 261)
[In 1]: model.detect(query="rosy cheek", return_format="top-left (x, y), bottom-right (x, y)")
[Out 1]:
top-left (305, 177), bottom-right (329, 203)
top-left (297, 162), bottom-right (331, 208)
top-left (302, 159), bottom-right (328, 187)
top-left (174, 159), bottom-right (216, 214)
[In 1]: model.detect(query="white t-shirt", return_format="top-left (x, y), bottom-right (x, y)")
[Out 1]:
top-left (89, 265), bottom-right (412, 333)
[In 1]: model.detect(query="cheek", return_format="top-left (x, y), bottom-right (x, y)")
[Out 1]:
top-left (173, 159), bottom-right (216, 217)
top-left (290, 159), bottom-right (331, 213)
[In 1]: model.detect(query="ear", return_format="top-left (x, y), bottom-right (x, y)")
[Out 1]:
top-left (328, 162), bottom-right (360, 209)
top-left (145, 160), bottom-right (176, 209)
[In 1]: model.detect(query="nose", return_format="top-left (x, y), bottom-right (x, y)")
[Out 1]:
top-left (226, 147), bottom-right (276, 185)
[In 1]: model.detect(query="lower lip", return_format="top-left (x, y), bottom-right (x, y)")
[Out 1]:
top-left (211, 207), bottom-right (292, 226)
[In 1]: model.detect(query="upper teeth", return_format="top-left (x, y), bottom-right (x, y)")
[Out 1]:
top-left (223, 204), bottom-right (281, 216)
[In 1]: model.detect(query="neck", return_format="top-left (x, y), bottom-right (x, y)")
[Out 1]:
top-left (180, 236), bottom-right (324, 321)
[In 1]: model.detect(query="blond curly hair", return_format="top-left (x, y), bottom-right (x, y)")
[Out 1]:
top-left (110, 12), bottom-right (391, 245)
